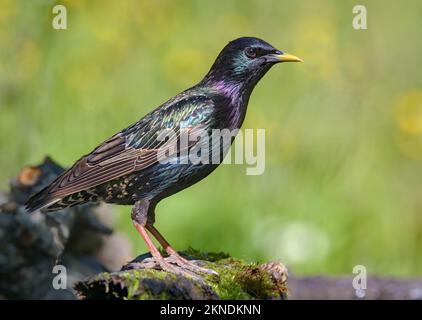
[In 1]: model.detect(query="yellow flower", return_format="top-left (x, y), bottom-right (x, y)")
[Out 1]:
top-left (395, 90), bottom-right (422, 135)
top-left (394, 90), bottom-right (422, 159)
top-left (292, 4), bottom-right (339, 81)
top-left (0, 0), bottom-right (15, 22)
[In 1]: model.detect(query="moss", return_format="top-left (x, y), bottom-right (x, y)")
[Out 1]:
top-left (235, 264), bottom-right (281, 299)
top-left (201, 257), bottom-right (250, 299)
top-left (75, 249), bottom-right (288, 300)
top-left (182, 247), bottom-right (231, 262)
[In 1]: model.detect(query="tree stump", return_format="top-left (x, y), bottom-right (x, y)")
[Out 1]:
top-left (75, 249), bottom-right (288, 300)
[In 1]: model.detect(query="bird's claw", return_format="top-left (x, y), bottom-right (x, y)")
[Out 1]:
top-left (123, 256), bottom-right (209, 282)
top-left (165, 254), bottom-right (219, 276)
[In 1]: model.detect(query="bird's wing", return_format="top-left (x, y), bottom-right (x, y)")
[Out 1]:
top-left (38, 95), bottom-right (215, 202)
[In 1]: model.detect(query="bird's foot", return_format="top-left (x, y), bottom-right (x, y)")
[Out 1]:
top-left (123, 256), bottom-right (206, 282)
top-left (165, 253), bottom-right (219, 276)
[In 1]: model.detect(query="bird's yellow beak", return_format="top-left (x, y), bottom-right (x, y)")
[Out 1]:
top-left (274, 52), bottom-right (303, 63)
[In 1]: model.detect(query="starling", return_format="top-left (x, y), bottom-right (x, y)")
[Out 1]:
top-left (25, 37), bottom-right (302, 276)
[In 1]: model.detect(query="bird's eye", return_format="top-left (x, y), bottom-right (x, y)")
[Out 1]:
top-left (245, 47), bottom-right (257, 59)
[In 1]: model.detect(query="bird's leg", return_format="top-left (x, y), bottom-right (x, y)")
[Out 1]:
top-left (131, 222), bottom-right (172, 269)
top-left (130, 200), bottom-right (202, 279)
top-left (146, 224), bottom-right (218, 275)
top-left (130, 200), bottom-right (179, 274)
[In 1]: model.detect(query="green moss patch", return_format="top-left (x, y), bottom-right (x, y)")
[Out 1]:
top-left (75, 249), bottom-right (288, 300)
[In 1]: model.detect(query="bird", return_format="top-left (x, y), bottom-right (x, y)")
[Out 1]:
top-left (25, 37), bottom-right (302, 276)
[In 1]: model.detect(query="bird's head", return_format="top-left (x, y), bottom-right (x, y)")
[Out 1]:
top-left (202, 37), bottom-right (302, 92)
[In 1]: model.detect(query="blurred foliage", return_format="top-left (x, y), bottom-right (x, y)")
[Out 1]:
top-left (1, 0), bottom-right (422, 276)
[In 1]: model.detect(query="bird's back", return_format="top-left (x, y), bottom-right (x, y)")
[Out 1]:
top-left (25, 88), bottom-right (238, 213)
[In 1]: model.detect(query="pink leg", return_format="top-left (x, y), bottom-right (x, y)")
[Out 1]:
top-left (132, 221), bottom-right (178, 273)
top-left (146, 224), bottom-right (218, 275)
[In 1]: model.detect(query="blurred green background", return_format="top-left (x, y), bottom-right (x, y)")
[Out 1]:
top-left (1, 0), bottom-right (422, 276)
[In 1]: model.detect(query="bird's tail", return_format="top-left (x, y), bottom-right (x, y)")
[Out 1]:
top-left (24, 186), bottom-right (60, 213)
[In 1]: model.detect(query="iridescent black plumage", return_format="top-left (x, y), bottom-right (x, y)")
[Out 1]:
top-left (25, 37), bottom-right (302, 276)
